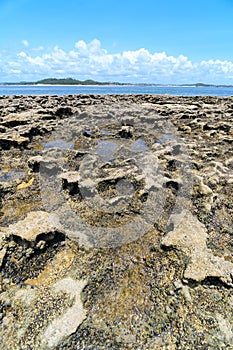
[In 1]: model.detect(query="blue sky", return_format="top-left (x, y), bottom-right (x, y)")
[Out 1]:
top-left (1, 0), bottom-right (233, 83)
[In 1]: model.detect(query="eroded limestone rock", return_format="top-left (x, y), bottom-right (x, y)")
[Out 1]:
top-left (0, 95), bottom-right (232, 349)
top-left (41, 277), bottom-right (87, 349)
top-left (6, 211), bottom-right (63, 244)
top-left (0, 247), bottom-right (6, 267)
top-left (162, 210), bottom-right (233, 286)
top-left (0, 132), bottom-right (29, 149)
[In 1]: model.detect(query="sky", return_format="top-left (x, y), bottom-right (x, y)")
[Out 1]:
top-left (1, 0), bottom-right (233, 84)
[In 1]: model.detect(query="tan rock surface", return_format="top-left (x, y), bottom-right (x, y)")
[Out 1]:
top-left (0, 94), bottom-right (232, 349)
top-left (162, 210), bottom-right (233, 286)
top-left (6, 211), bottom-right (62, 242)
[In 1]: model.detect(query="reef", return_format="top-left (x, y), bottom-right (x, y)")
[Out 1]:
top-left (0, 94), bottom-right (232, 349)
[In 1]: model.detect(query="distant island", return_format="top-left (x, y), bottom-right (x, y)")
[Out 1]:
top-left (1, 78), bottom-right (126, 86)
top-left (1, 78), bottom-right (233, 87)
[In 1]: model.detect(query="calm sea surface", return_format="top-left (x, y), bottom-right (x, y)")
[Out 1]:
top-left (1, 85), bottom-right (233, 96)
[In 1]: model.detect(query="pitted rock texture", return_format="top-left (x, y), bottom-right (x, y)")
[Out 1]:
top-left (41, 277), bottom-right (87, 349)
top-left (162, 210), bottom-right (233, 286)
top-left (0, 94), bottom-right (232, 349)
top-left (5, 210), bottom-right (63, 243)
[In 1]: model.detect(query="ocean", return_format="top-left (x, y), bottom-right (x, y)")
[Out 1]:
top-left (1, 84), bottom-right (233, 96)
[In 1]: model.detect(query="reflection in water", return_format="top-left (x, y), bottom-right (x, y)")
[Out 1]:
top-left (95, 140), bottom-right (118, 161)
top-left (101, 129), bottom-right (111, 135)
top-left (157, 134), bottom-right (176, 143)
top-left (130, 139), bottom-right (148, 151)
top-left (94, 139), bottom-right (149, 162)
top-left (42, 139), bottom-right (74, 149)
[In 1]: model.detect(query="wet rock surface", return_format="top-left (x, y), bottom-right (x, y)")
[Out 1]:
top-left (0, 94), bottom-right (232, 349)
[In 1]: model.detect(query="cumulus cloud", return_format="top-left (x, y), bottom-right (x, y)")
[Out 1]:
top-left (22, 40), bottom-right (29, 47)
top-left (17, 51), bottom-right (27, 58)
top-left (2, 39), bottom-right (233, 83)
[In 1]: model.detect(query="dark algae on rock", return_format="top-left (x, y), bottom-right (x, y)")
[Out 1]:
top-left (0, 94), bottom-right (232, 349)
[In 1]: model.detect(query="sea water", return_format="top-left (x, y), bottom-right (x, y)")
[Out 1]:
top-left (1, 84), bottom-right (233, 96)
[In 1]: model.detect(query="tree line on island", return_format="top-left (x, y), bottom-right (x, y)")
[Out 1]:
top-left (36, 78), bottom-right (124, 85)
top-left (1, 78), bottom-right (233, 87)
top-left (3, 78), bottom-right (125, 86)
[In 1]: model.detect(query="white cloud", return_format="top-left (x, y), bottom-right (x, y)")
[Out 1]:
top-left (9, 61), bottom-right (20, 67)
top-left (2, 39), bottom-right (233, 83)
top-left (22, 40), bottom-right (29, 47)
top-left (32, 46), bottom-right (44, 52)
top-left (75, 40), bottom-right (87, 50)
top-left (10, 69), bottom-right (21, 74)
top-left (17, 51), bottom-right (27, 58)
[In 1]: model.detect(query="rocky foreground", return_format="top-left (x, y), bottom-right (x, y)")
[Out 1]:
top-left (0, 94), bottom-right (232, 349)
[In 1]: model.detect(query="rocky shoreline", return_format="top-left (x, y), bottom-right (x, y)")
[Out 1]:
top-left (0, 94), bottom-right (232, 349)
